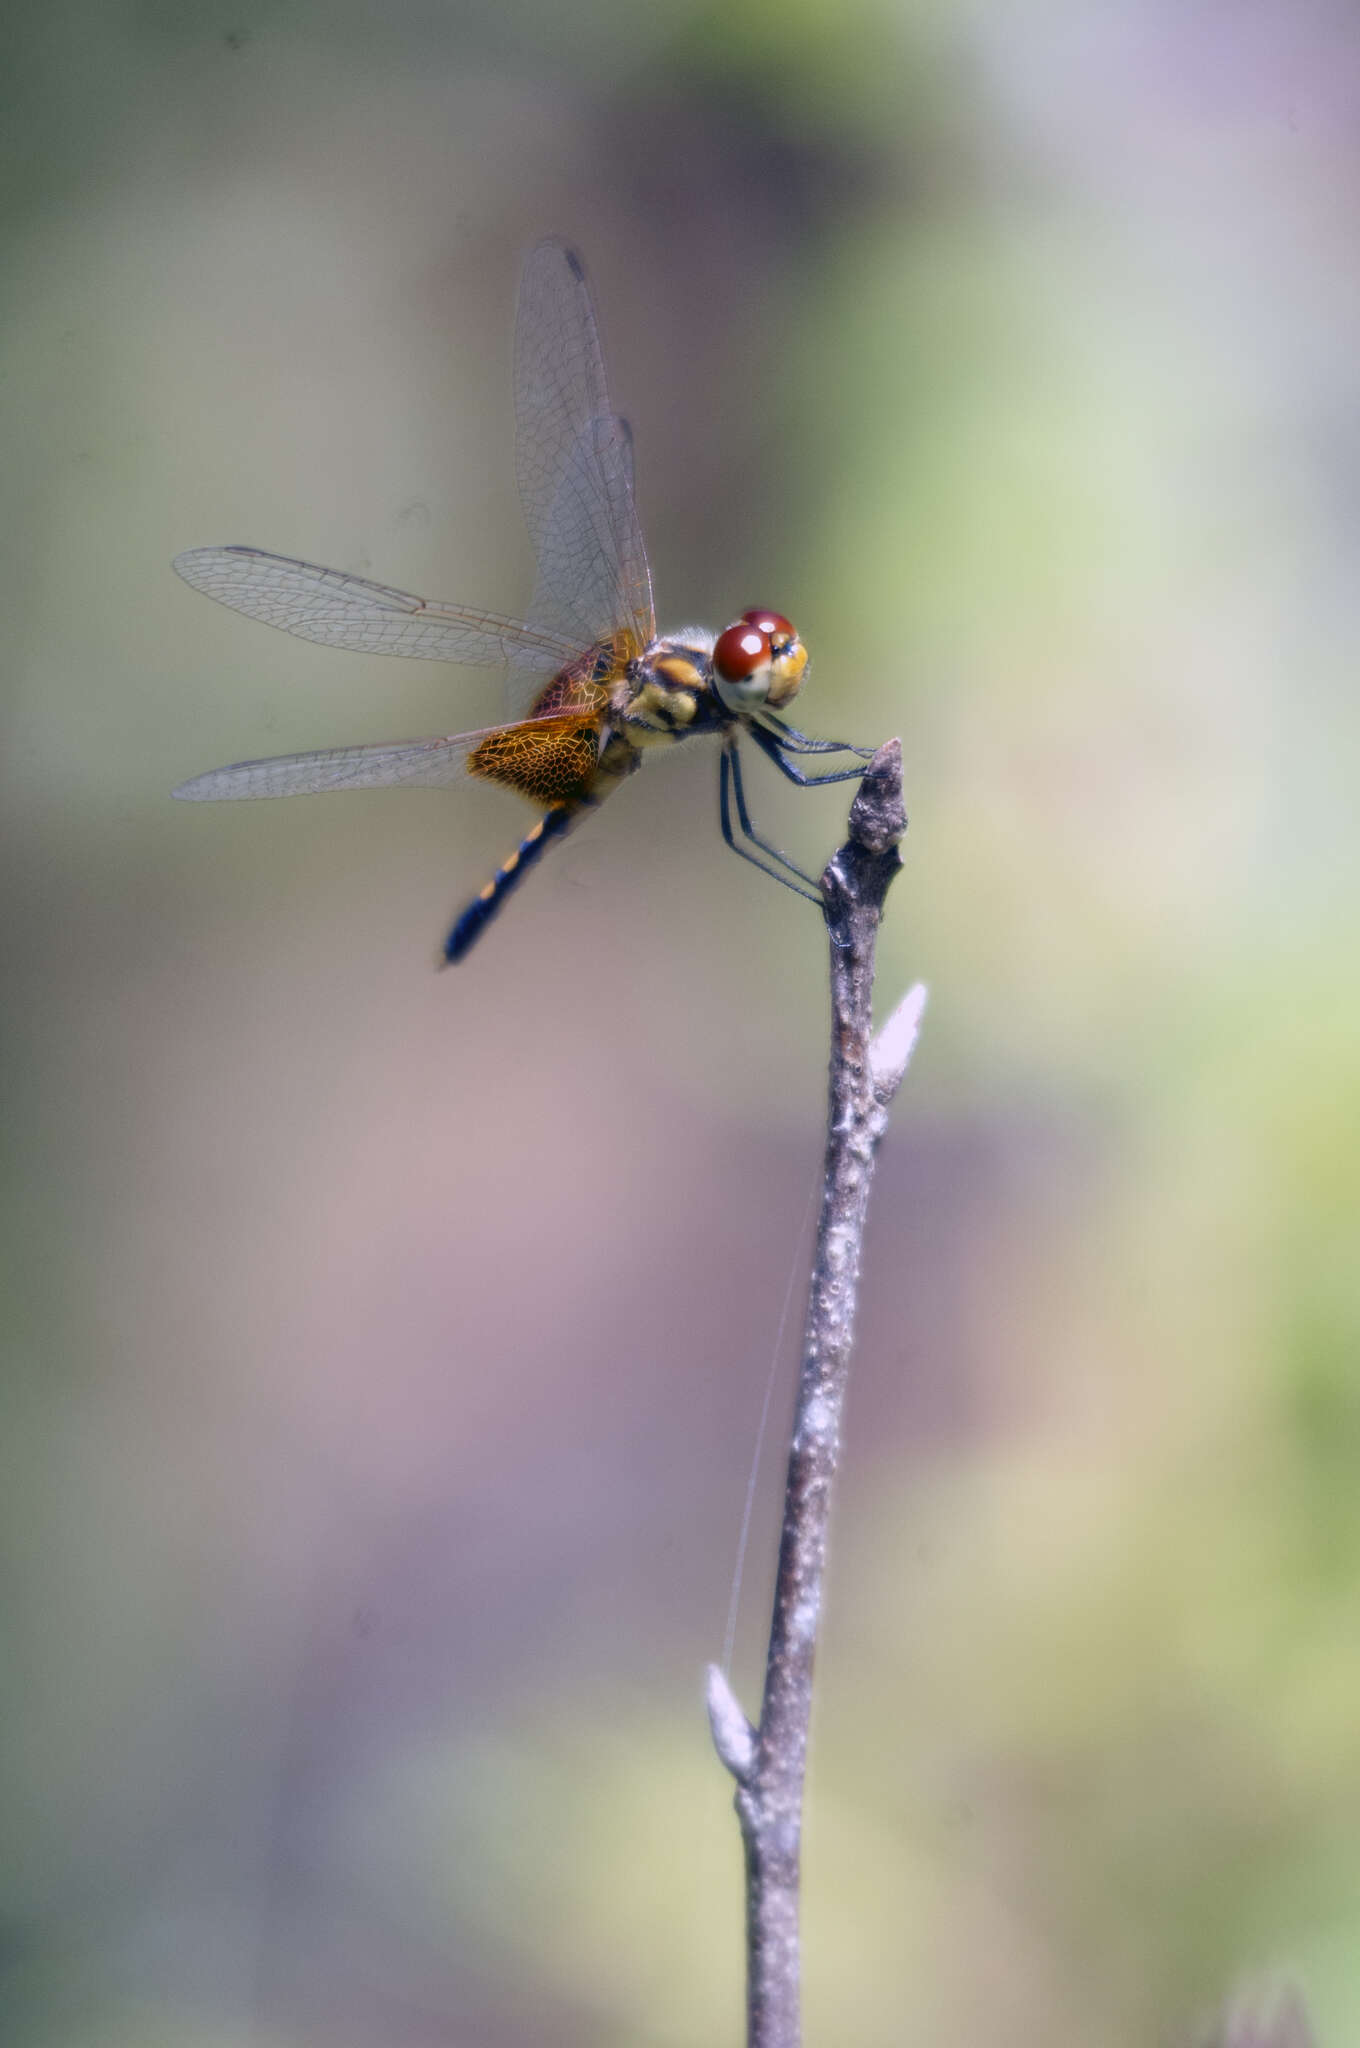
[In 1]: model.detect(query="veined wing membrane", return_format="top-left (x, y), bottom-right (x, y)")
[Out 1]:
top-left (173, 547), bottom-right (578, 677)
top-left (514, 238), bottom-right (614, 566)
top-left (173, 706), bottom-right (602, 802)
top-left (513, 242), bottom-right (655, 668)
top-left (175, 734), bottom-right (481, 801)
top-left (526, 413), bottom-right (654, 663)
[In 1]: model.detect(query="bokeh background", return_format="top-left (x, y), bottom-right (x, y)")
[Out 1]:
top-left (4, 0), bottom-right (1359, 2042)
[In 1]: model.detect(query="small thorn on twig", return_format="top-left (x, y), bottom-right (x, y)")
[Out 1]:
top-left (1206, 1982), bottom-right (1316, 2048)
top-left (870, 982), bottom-right (928, 1101)
top-left (706, 1664), bottom-right (757, 1782)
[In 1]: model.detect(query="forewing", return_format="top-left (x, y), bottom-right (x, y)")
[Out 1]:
top-left (513, 241), bottom-right (655, 668)
top-left (514, 238), bottom-right (614, 563)
top-left (526, 414), bottom-right (655, 660)
top-left (174, 547), bottom-right (576, 678)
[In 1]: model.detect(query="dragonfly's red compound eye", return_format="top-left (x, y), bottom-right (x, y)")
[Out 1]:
top-left (713, 622), bottom-right (770, 683)
top-left (740, 609), bottom-right (794, 642)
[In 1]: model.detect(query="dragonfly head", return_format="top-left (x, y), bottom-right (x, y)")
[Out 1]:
top-left (712, 610), bottom-right (808, 715)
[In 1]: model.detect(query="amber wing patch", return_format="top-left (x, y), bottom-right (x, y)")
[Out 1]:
top-left (467, 715), bottom-right (602, 805)
top-left (470, 641), bottom-right (632, 805)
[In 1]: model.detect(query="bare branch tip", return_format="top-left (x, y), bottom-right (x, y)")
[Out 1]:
top-left (705, 1663), bottom-right (757, 1782)
top-left (845, 737), bottom-right (906, 858)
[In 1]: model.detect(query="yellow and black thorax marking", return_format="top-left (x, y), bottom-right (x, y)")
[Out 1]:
top-left (620, 640), bottom-right (730, 747)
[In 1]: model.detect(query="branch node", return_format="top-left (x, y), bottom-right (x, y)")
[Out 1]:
top-left (706, 1663), bottom-right (757, 1783)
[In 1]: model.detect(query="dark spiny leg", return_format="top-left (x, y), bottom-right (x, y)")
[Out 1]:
top-left (719, 741), bottom-right (824, 904)
top-left (442, 804), bottom-right (574, 965)
top-left (760, 713), bottom-right (875, 759)
top-left (728, 742), bottom-right (825, 889)
top-left (749, 724), bottom-right (870, 787)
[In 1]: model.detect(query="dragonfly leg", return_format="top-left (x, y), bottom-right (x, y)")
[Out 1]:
top-left (719, 740), bottom-right (825, 903)
top-left (760, 712), bottom-right (875, 760)
top-left (750, 723), bottom-right (870, 787)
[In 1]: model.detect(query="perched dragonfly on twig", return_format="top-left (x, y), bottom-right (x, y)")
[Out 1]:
top-left (174, 238), bottom-right (868, 964)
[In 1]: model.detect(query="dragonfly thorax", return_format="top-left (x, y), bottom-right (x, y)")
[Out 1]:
top-left (619, 631), bottom-right (723, 742)
top-left (621, 613), bottom-right (809, 745)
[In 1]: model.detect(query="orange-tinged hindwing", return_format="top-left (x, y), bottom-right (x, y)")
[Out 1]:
top-left (468, 638), bottom-right (634, 806)
top-left (467, 715), bottom-right (602, 806)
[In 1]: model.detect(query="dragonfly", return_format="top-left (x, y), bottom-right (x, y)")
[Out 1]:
top-left (173, 238), bottom-right (869, 965)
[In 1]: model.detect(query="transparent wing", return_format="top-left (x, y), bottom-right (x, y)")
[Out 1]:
top-left (172, 707), bottom-right (595, 802)
top-left (174, 734), bottom-right (482, 801)
top-left (513, 240), bottom-right (655, 666)
top-left (515, 238), bottom-right (613, 563)
top-left (527, 414), bottom-right (654, 660)
top-left (173, 547), bottom-right (578, 679)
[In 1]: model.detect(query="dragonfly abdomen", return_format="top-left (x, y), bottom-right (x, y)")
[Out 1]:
top-left (443, 804), bottom-right (575, 965)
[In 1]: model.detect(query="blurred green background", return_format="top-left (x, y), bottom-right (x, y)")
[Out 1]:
top-left (4, 0), bottom-right (1359, 2042)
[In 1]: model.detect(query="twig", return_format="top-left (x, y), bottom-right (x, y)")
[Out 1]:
top-left (707, 739), bottom-right (923, 2048)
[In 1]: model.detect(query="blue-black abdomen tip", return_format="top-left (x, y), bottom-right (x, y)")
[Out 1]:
top-left (443, 903), bottom-right (485, 965)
